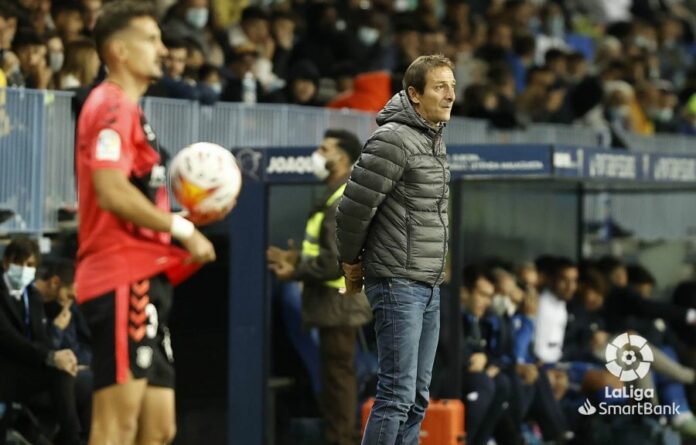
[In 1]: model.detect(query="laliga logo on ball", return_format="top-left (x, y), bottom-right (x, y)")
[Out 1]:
top-left (170, 142), bottom-right (242, 216)
top-left (605, 332), bottom-right (653, 382)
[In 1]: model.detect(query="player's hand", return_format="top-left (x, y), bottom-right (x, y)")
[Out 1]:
top-left (182, 230), bottom-right (216, 264)
top-left (54, 349), bottom-right (78, 376)
top-left (53, 303), bottom-right (72, 331)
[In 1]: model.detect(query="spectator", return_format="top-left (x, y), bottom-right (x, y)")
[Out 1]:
top-left (148, 38), bottom-right (200, 101)
top-left (269, 10), bottom-right (296, 82)
top-left (326, 68), bottom-right (392, 113)
top-left (271, 59), bottom-right (323, 106)
top-left (11, 28), bottom-right (51, 88)
top-left (534, 257), bottom-right (577, 364)
top-left (57, 38), bottom-right (98, 89)
top-left (197, 63), bottom-right (222, 104)
top-left (162, 0), bottom-right (211, 59)
top-left (459, 265), bottom-right (515, 445)
top-left (220, 43), bottom-right (263, 103)
top-left (0, 238), bottom-right (81, 445)
top-left (227, 6), bottom-right (281, 92)
top-left (52, 0), bottom-right (84, 43)
top-left (0, 1), bottom-right (18, 51)
top-left (81, 0), bottom-right (102, 34)
top-left (45, 31), bottom-right (64, 75)
top-left (489, 267), bottom-right (571, 444)
top-left (34, 258), bottom-right (93, 443)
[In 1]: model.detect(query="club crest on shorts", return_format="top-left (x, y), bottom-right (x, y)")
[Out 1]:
top-left (136, 346), bottom-right (154, 369)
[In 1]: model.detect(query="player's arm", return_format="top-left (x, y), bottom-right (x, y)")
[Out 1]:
top-left (92, 169), bottom-right (215, 263)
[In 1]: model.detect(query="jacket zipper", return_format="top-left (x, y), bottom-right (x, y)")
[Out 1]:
top-left (433, 128), bottom-right (447, 284)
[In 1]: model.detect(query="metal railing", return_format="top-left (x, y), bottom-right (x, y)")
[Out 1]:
top-left (2, 87), bottom-right (696, 235)
top-left (0, 89), bottom-right (74, 235)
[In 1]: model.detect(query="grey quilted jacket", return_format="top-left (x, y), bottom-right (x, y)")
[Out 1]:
top-left (336, 91), bottom-right (450, 286)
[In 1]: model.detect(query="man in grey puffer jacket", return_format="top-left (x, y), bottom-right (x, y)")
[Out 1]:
top-left (336, 55), bottom-right (455, 445)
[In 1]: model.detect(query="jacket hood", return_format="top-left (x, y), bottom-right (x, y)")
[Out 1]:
top-left (376, 91), bottom-right (439, 135)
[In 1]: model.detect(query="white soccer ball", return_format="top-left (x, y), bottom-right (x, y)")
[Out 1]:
top-left (169, 142), bottom-right (242, 214)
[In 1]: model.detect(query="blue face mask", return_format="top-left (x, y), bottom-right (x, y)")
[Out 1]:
top-left (5, 264), bottom-right (36, 291)
top-left (186, 7), bottom-right (209, 29)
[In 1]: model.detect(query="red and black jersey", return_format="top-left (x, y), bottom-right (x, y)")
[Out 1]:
top-left (75, 82), bottom-right (196, 303)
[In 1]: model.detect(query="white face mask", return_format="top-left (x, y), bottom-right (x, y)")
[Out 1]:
top-left (311, 152), bottom-right (330, 180)
top-left (5, 264), bottom-right (36, 291)
top-left (186, 7), bottom-right (209, 29)
top-left (49, 52), bottom-right (64, 73)
top-left (358, 27), bottom-right (380, 46)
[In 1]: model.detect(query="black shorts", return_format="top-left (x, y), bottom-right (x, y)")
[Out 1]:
top-left (81, 274), bottom-right (175, 390)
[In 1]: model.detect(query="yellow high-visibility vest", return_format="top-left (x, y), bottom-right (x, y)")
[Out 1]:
top-left (301, 184), bottom-right (346, 289)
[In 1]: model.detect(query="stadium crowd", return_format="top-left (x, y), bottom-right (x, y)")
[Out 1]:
top-left (1, 0), bottom-right (696, 135)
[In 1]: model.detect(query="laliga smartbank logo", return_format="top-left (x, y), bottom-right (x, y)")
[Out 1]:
top-left (605, 332), bottom-right (653, 381)
top-left (578, 332), bottom-right (680, 416)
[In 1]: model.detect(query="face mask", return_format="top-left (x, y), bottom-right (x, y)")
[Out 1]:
top-left (311, 152), bottom-right (330, 180)
top-left (358, 27), bottom-right (380, 46)
top-left (49, 52), bottom-right (64, 73)
top-left (186, 7), bottom-right (209, 29)
top-left (528, 16), bottom-right (541, 33)
top-left (5, 264), bottom-right (36, 291)
top-left (649, 107), bottom-right (674, 122)
top-left (210, 83), bottom-right (222, 95)
top-left (548, 16), bottom-right (565, 38)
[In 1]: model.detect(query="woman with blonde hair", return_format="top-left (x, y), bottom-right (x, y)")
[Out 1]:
top-left (58, 38), bottom-right (99, 89)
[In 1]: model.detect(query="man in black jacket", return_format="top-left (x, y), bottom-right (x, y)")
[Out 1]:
top-left (0, 238), bottom-right (80, 445)
top-left (336, 54), bottom-right (455, 444)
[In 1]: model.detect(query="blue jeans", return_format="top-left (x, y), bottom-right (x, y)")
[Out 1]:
top-left (361, 277), bottom-right (440, 445)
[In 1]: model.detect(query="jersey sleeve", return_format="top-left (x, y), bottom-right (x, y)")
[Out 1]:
top-left (84, 98), bottom-right (135, 173)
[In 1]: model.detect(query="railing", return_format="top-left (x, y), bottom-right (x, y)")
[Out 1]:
top-left (2, 87), bottom-right (696, 235)
top-left (0, 89), bottom-right (75, 235)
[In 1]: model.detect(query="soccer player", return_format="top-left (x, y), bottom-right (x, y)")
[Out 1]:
top-left (75, 2), bottom-right (223, 444)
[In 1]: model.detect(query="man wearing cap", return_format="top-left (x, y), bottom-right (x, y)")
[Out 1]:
top-left (267, 129), bottom-right (372, 445)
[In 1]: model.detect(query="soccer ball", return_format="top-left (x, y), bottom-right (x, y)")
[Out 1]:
top-left (169, 142), bottom-right (242, 214)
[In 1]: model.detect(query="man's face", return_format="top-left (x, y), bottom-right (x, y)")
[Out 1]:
top-left (114, 16), bottom-right (167, 81)
top-left (409, 66), bottom-right (456, 126)
top-left (467, 277), bottom-right (494, 318)
top-left (497, 275), bottom-right (524, 305)
top-left (552, 267), bottom-right (578, 301)
top-left (243, 18), bottom-right (270, 44)
top-left (165, 47), bottom-right (187, 78)
top-left (83, 0), bottom-right (103, 31)
top-left (315, 137), bottom-right (344, 173)
top-left (610, 266), bottom-right (628, 288)
top-left (292, 78), bottom-right (316, 104)
top-left (632, 283), bottom-right (654, 299)
top-left (17, 44), bottom-right (44, 74)
top-left (58, 283), bottom-right (76, 305)
top-left (56, 10), bottom-right (84, 39)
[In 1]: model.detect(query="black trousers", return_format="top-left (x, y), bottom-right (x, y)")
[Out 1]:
top-left (507, 367), bottom-right (568, 441)
top-left (463, 371), bottom-right (511, 445)
top-left (0, 363), bottom-right (81, 445)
